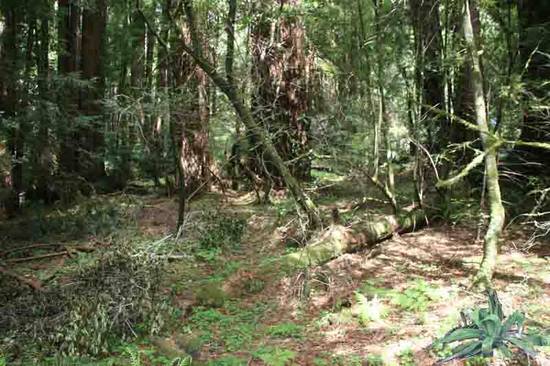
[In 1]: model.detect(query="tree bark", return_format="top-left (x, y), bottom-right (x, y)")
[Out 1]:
top-left (463, 0), bottom-right (505, 287)
top-left (141, 0), bottom-right (321, 227)
top-left (0, 2), bottom-right (23, 216)
top-left (268, 210), bottom-right (427, 271)
top-left (57, 0), bottom-right (80, 174)
top-left (80, 0), bottom-right (107, 182)
top-left (250, 0), bottom-right (312, 185)
top-left (34, 1), bottom-right (54, 203)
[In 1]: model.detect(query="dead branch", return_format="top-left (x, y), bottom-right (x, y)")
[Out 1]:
top-left (4, 245), bottom-right (95, 263)
top-left (0, 243), bottom-right (62, 257)
top-left (0, 265), bottom-right (43, 291)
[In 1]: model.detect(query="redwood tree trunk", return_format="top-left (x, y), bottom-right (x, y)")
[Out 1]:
top-left (173, 29), bottom-right (211, 196)
top-left (251, 0), bottom-right (312, 186)
top-left (80, 0), bottom-right (107, 182)
top-left (35, 1), bottom-right (53, 203)
top-left (57, 0), bottom-right (80, 174)
top-left (0, 3), bottom-right (23, 216)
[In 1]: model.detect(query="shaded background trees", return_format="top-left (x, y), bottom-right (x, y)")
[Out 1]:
top-left (0, 0), bottom-right (549, 280)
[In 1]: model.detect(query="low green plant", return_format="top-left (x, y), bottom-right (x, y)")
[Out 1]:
top-left (312, 356), bottom-right (329, 366)
top-left (197, 212), bottom-right (246, 250)
top-left (243, 278), bottom-right (265, 294)
top-left (124, 345), bottom-right (143, 366)
top-left (267, 322), bottom-right (303, 339)
top-left (195, 282), bottom-right (227, 308)
top-left (391, 280), bottom-right (439, 312)
top-left (189, 307), bottom-right (227, 328)
top-left (359, 280), bottom-right (392, 298)
top-left (464, 356), bottom-right (489, 366)
top-left (354, 292), bottom-right (388, 325)
top-left (253, 346), bottom-right (296, 366)
top-left (223, 323), bottom-right (255, 351)
top-left (431, 290), bottom-right (549, 364)
top-left (188, 302), bottom-right (266, 352)
top-left (207, 355), bottom-right (248, 366)
top-left (435, 196), bottom-right (479, 225)
top-left (195, 246), bottom-right (222, 262)
top-left (365, 354), bottom-right (384, 365)
top-left (398, 349), bottom-right (415, 366)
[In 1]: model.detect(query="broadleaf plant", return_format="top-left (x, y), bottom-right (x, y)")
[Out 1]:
top-left (432, 290), bottom-right (549, 364)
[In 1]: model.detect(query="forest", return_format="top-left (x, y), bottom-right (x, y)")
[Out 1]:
top-left (0, 0), bottom-right (549, 364)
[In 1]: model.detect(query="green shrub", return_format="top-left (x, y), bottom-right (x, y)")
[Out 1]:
top-left (365, 354), bottom-right (384, 365)
top-left (354, 292), bottom-right (388, 325)
top-left (253, 347), bottom-right (296, 366)
top-left (431, 290), bottom-right (549, 364)
top-left (391, 280), bottom-right (439, 313)
top-left (398, 349), bottom-right (415, 366)
top-left (197, 212), bottom-right (246, 250)
top-left (207, 355), bottom-right (248, 366)
top-left (266, 322), bottom-right (303, 339)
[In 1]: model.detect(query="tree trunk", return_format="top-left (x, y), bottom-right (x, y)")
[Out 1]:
top-left (463, 0), bottom-right (505, 287)
top-left (173, 26), bottom-right (211, 197)
top-left (446, 1), bottom-right (479, 169)
top-left (0, 3), bottom-right (23, 216)
top-left (268, 210), bottom-right (427, 271)
top-left (251, 0), bottom-right (312, 185)
top-left (160, 0), bottom-right (321, 228)
top-left (80, 0), bottom-right (107, 182)
top-left (57, 0), bottom-right (80, 174)
top-left (34, 1), bottom-right (54, 203)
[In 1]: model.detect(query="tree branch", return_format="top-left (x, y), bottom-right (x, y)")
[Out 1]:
top-left (436, 150), bottom-right (486, 189)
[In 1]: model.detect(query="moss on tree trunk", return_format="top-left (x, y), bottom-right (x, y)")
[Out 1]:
top-left (463, 0), bottom-right (506, 287)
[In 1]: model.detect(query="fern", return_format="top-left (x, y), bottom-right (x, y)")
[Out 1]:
top-left (354, 292), bottom-right (388, 325)
top-left (124, 345), bottom-right (142, 366)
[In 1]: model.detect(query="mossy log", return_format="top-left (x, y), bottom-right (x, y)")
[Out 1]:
top-left (263, 210), bottom-right (427, 272)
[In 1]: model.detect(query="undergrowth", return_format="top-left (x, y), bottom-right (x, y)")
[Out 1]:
top-left (0, 244), bottom-right (170, 361)
top-left (0, 195), bottom-right (139, 243)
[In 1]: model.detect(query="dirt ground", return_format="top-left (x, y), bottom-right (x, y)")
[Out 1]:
top-left (1, 191), bottom-right (549, 365)
top-left (138, 194), bottom-right (550, 366)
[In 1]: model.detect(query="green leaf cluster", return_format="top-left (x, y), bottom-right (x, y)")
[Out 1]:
top-left (432, 290), bottom-right (549, 364)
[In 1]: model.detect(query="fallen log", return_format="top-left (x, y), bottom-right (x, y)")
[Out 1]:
top-left (4, 245), bottom-right (95, 263)
top-left (0, 266), bottom-right (43, 291)
top-left (265, 209), bottom-right (427, 272)
top-left (0, 243), bottom-right (61, 257)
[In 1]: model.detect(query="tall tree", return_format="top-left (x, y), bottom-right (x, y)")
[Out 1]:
top-left (57, 0), bottom-right (80, 175)
top-left (171, 0), bottom-right (321, 227)
top-left (33, 0), bottom-right (54, 202)
top-left (80, 0), bottom-right (107, 181)
top-left (463, 0), bottom-right (505, 287)
top-left (251, 0), bottom-right (312, 186)
top-left (0, 0), bottom-right (23, 216)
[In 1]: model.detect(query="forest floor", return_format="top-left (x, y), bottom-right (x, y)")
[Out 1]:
top-left (1, 178), bottom-right (549, 365)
